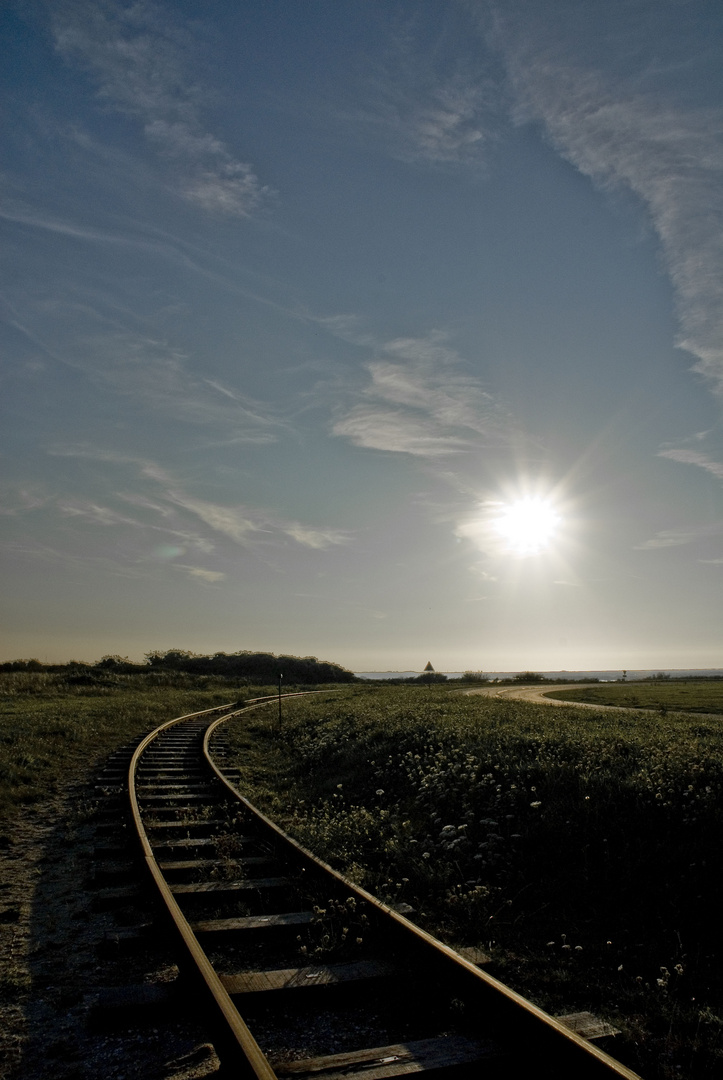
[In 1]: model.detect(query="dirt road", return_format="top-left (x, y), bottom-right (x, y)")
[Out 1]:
top-left (461, 683), bottom-right (628, 710)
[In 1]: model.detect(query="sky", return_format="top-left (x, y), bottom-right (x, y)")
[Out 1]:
top-left (2, 0), bottom-right (723, 672)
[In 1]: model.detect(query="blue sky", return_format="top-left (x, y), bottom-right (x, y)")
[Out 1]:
top-left (2, 0), bottom-right (723, 671)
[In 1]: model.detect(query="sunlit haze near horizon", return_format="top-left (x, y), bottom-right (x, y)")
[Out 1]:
top-left (2, 1), bottom-right (723, 672)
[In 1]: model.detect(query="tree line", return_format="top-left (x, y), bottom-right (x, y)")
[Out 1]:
top-left (0, 650), bottom-right (357, 684)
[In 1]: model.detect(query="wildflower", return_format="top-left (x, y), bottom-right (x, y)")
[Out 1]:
top-left (575, 946), bottom-right (583, 951)
top-left (530, 801), bottom-right (542, 809)
top-left (376, 789), bottom-right (384, 796)
top-left (422, 851), bottom-right (431, 859)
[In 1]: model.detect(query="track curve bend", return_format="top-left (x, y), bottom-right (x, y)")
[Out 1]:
top-left (127, 699), bottom-right (643, 1080)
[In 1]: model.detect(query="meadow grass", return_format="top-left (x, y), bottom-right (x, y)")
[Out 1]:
top-left (0, 675), bottom-right (342, 828)
top-left (0, 672), bottom-right (248, 829)
top-left (547, 680), bottom-right (723, 714)
top-left (224, 685), bottom-right (723, 1080)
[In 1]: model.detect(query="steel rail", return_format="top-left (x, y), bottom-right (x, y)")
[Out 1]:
top-left (127, 699), bottom-right (644, 1080)
top-left (204, 709), bottom-right (644, 1080)
top-left (128, 700), bottom-right (279, 1080)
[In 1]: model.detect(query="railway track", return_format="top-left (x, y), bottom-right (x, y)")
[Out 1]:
top-left (125, 699), bottom-right (643, 1080)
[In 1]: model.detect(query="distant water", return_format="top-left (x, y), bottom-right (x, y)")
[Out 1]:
top-left (355, 669), bottom-right (723, 681)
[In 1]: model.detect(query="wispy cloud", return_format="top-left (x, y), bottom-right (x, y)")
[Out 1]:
top-left (0, 488), bottom-right (53, 516)
top-left (0, 191), bottom-right (284, 306)
top-left (6, 294), bottom-right (283, 443)
top-left (164, 488), bottom-right (348, 551)
top-left (347, 13), bottom-right (502, 166)
top-left (85, 329), bottom-right (282, 440)
top-left (480, 0), bottom-right (723, 392)
top-left (319, 317), bottom-right (521, 567)
top-left (313, 314), bottom-right (376, 349)
top-left (160, 490), bottom-right (266, 547)
top-left (635, 524), bottom-right (723, 551)
top-left (51, 0), bottom-right (269, 216)
top-left (282, 522), bottom-right (349, 550)
top-left (328, 326), bottom-right (507, 457)
top-left (635, 531), bottom-right (699, 551)
top-left (57, 500), bottom-right (144, 528)
top-left (47, 447), bottom-right (350, 552)
top-left (333, 408), bottom-right (473, 457)
top-left (0, 538), bottom-right (146, 579)
top-left (658, 448), bottom-right (723, 481)
top-left (174, 564), bottom-right (225, 583)
top-left (0, 198), bottom-right (303, 447)
top-left (363, 71), bottom-right (497, 166)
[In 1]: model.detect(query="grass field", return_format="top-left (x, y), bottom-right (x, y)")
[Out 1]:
top-left (4, 675), bottom-right (723, 1077)
top-left (0, 672), bottom-right (251, 829)
top-left (225, 685), bottom-right (723, 1080)
top-left (546, 680), bottom-right (723, 714)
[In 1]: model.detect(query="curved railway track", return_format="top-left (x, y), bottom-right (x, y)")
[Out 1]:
top-left (126, 699), bottom-right (643, 1080)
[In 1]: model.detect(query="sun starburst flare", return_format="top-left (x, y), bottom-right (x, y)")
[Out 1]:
top-left (493, 497), bottom-right (560, 556)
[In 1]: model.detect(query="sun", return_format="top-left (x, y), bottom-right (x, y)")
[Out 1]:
top-left (493, 496), bottom-right (560, 556)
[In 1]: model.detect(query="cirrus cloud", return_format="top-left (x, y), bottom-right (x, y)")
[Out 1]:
top-left (478, 0), bottom-right (723, 394)
top-left (52, 0), bottom-right (270, 217)
top-left (328, 326), bottom-right (508, 457)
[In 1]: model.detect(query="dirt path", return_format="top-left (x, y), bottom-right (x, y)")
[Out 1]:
top-left (461, 684), bottom-right (723, 721)
top-left (461, 684), bottom-right (631, 710)
top-left (0, 773), bottom-right (219, 1079)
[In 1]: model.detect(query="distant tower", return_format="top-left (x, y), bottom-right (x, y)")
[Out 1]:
top-left (424, 661), bottom-right (435, 672)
